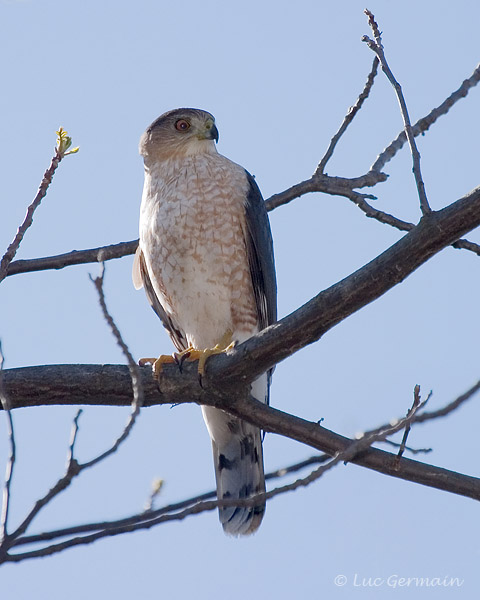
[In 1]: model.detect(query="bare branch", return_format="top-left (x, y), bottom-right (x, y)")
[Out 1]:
top-left (363, 9), bottom-right (430, 214)
top-left (394, 384), bottom-right (424, 467)
top-left (6, 240), bottom-right (139, 278)
top-left (4, 363), bottom-right (480, 502)
top-left (316, 56), bottom-right (379, 175)
top-left (264, 172), bottom-right (385, 212)
top-left (2, 390), bottom-right (465, 562)
top-left (12, 453), bottom-right (329, 549)
top-left (7, 203), bottom-right (480, 283)
top-left (349, 197), bottom-right (480, 256)
top-left (206, 187), bottom-right (480, 388)
top-left (0, 129), bottom-right (77, 283)
top-left (414, 381), bottom-right (480, 424)
top-left (0, 268), bottom-right (144, 563)
top-left (4, 184), bottom-right (480, 408)
top-left (85, 265), bottom-right (144, 468)
top-left (381, 439), bottom-right (432, 456)
top-left (371, 62), bottom-right (480, 173)
top-left (66, 409), bottom-right (83, 465)
top-left (5, 59), bottom-right (480, 282)
top-left (347, 192), bottom-right (412, 230)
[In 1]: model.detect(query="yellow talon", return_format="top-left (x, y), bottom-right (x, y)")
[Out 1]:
top-left (196, 343), bottom-right (236, 376)
top-left (140, 330), bottom-right (235, 381)
top-left (139, 355), bottom-right (176, 378)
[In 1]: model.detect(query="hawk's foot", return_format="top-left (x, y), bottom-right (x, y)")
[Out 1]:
top-left (192, 330), bottom-right (236, 385)
top-left (174, 330), bottom-right (236, 385)
top-left (196, 330), bottom-right (236, 377)
top-left (139, 354), bottom-right (176, 378)
top-left (139, 330), bottom-right (235, 383)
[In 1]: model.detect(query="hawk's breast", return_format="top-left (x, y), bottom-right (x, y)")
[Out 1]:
top-left (139, 152), bottom-right (258, 349)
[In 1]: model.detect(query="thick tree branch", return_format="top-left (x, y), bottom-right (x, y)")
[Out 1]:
top-left (209, 186), bottom-right (480, 385)
top-left (4, 385), bottom-right (478, 563)
top-left (4, 185), bottom-right (480, 402)
top-left (3, 363), bottom-right (480, 503)
top-left (4, 185), bottom-right (480, 512)
top-left (5, 59), bottom-right (480, 280)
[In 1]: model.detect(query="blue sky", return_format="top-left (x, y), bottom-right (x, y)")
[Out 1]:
top-left (1, 1), bottom-right (480, 598)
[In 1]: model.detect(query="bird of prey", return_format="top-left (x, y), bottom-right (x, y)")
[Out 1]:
top-left (133, 108), bottom-right (277, 535)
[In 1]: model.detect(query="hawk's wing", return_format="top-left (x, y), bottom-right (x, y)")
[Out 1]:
top-left (243, 172), bottom-right (277, 406)
top-left (244, 172), bottom-right (277, 331)
top-left (132, 246), bottom-right (188, 352)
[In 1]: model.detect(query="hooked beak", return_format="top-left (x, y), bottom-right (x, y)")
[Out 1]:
top-left (199, 120), bottom-right (219, 143)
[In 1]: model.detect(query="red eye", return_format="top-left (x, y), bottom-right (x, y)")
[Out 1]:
top-left (175, 119), bottom-right (190, 131)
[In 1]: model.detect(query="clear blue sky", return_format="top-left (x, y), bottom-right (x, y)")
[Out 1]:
top-left (1, 1), bottom-right (480, 598)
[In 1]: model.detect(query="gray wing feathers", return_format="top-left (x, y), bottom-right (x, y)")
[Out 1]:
top-left (136, 248), bottom-right (188, 352)
top-left (244, 171), bottom-right (277, 405)
top-left (244, 171), bottom-right (277, 330)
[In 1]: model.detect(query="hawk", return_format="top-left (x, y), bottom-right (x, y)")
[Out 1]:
top-left (133, 108), bottom-right (277, 535)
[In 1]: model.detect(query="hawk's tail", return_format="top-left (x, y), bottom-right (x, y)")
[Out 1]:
top-left (202, 406), bottom-right (266, 536)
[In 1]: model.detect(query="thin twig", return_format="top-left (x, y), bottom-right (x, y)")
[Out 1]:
top-left (316, 56), bottom-right (379, 175)
top-left (3, 375), bottom-right (479, 562)
top-left (85, 264), bottom-right (144, 468)
top-left (5, 442), bottom-right (82, 547)
top-left (7, 212), bottom-right (480, 283)
top-left (17, 375), bottom-right (465, 558)
top-left (0, 266), bottom-right (144, 563)
top-left (394, 384), bottom-right (423, 468)
top-left (381, 440), bottom-right (432, 455)
top-left (12, 453), bottom-right (329, 549)
top-left (0, 129), bottom-right (77, 284)
top-left (414, 380), bottom-right (480, 424)
top-left (67, 409), bottom-right (83, 465)
top-left (363, 9), bottom-right (431, 215)
top-left (5, 396), bottom-right (429, 562)
top-left (6, 62), bottom-right (480, 281)
top-left (371, 62), bottom-right (480, 173)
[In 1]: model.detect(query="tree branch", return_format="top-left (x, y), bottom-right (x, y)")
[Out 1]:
top-left (371, 61), bottom-right (480, 173)
top-left (316, 56), bottom-right (379, 175)
top-left (3, 363), bottom-right (480, 502)
top-left (5, 56), bottom-right (480, 281)
top-left (4, 184), bottom-right (480, 403)
top-left (363, 9), bottom-right (431, 214)
top-left (4, 382), bottom-right (479, 563)
top-left (12, 453), bottom-right (329, 549)
top-left (0, 129), bottom-right (77, 283)
top-left (0, 268), bottom-right (143, 562)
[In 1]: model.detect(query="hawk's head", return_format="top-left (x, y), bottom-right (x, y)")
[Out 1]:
top-left (140, 108), bottom-right (219, 162)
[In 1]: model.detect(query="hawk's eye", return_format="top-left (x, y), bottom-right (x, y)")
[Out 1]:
top-left (175, 119), bottom-right (190, 132)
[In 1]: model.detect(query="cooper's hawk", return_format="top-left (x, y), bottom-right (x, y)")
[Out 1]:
top-left (133, 108), bottom-right (277, 535)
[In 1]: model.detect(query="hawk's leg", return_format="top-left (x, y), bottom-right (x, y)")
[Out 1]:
top-left (181, 329), bottom-right (235, 379)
